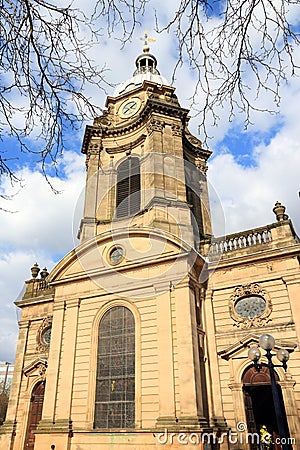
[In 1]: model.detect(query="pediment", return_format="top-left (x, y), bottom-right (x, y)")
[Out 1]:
top-left (46, 227), bottom-right (205, 298)
top-left (48, 227), bottom-right (200, 284)
top-left (218, 333), bottom-right (297, 360)
top-left (23, 358), bottom-right (47, 378)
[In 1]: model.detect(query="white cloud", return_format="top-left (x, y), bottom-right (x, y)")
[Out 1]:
top-left (0, 152), bottom-right (86, 361)
top-left (209, 85), bottom-right (300, 236)
top-left (1, 152), bottom-right (85, 252)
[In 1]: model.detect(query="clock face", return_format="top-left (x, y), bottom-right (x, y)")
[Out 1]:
top-left (109, 246), bottom-right (124, 265)
top-left (235, 296), bottom-right (266, 319)
top-left (119, 98), bottom-right (141, 118)
top-left (42, 327), bottom-right (52, 344)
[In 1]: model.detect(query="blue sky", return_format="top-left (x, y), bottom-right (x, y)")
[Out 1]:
top-left (1, 1), bottom-right (300, 362)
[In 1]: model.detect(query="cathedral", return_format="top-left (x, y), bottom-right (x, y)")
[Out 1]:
top-left (1, 40), bottom-right (300, 450)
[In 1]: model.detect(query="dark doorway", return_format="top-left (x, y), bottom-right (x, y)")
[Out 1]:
top-left (24, 381), bottom-right (45, 450)
top-left (243, 365), bottom-right (290, 450)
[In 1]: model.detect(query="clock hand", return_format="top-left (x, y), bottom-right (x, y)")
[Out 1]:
top-left (124, 102), bottom-right (136, 114)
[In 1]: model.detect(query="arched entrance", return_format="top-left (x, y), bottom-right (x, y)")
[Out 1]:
top-left (24, 381), bottom-right (45, 450)
top-left (242, 365), bottom-right (290, 449)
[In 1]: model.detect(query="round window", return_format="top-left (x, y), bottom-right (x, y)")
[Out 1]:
top-left (42, 327), bottom-right (52, 344)
top-left (109, 246), bottom-right (124, 265)
top-left (234, 296), bottom-right (266, 319)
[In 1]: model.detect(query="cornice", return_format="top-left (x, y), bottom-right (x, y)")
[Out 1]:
top-left (81, 97), bottom-right (189, 154)
top-left (105, 80), bottom-right (176, 106)
top-left (15, 293), bottom-right (54, 308)
top-left (206, 243), bottom-right (300, 272)
top-left (23, 358), bottom-right (48, 377)
top-left (183, 132), bottom-right (212, 161)
top-left (218, 333), bottom-right (296, 360)
top-left (105, 134), bottom-right (147, 154)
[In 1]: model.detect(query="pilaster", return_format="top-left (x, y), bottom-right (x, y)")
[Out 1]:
top-left (279, 378), bottom-right (300, 445)
top-left (4, 320), bottom-right (30, 423)
top-left (172, 281), bottom-right (206, 428)
top-left (155, 290), bottom-right (176, 426)
top-left (41, 300), bottom-right (65, 424)
top-left (228, 382), bottom-right (248, 450)
top-left (55, 298), bottom-right (80, 421)
top-left (203, 289), bottom-right (227, 428)
top-left (283, 274), bottom-right (300, 346)
top-left (0, 321), bottom-right (30, 449)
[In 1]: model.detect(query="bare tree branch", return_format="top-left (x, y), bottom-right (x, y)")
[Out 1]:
top-left (0, 0), bottom-right (299, 203)
top-left (0, 378), bottom-right (11, 424)
top-left (0, 0), bottom-right (111, 192)
top-left (154, 0), bottom-right (300, 140)
top-left (92, 0), bottom-right (148, 41)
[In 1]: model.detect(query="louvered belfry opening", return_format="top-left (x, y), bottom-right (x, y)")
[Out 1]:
top-left (116, 157), bottom-right (141, 218)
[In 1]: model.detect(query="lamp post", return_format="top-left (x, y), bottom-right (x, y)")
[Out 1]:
top-left (248, 334), bottom-right (290, 450)
top-left (2, 362), bottom-right (11, 395)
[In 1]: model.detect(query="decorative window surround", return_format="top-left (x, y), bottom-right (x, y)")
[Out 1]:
top-left (229, 283), bottom-right (272, 329)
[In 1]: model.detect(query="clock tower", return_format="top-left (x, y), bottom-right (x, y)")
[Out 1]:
top-left (78, 41), bottom-right (212, 248)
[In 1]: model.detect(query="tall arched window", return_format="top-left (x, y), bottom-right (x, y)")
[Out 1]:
top-left (94, 306), bottom-right (135, 429)
top-left (116, 157), bottom-right (140, 218)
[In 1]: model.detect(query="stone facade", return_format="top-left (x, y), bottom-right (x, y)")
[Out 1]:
top-left (1, 48), bottom-right (300, 450)
top-left (202, 216), bottom-right (300, 449)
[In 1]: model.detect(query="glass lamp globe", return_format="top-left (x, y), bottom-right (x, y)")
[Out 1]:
top-left (248, 347), bottom-right (261, 362)
top-left (259, 334), bottom-right (275, 351)
top-left (276, 348), bottom-right (290, 363)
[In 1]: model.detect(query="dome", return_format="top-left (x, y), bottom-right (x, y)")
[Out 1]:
top-left (113, 47), bottom-right (169, 97)
top-left (114, 72), bottom-right (169, 97)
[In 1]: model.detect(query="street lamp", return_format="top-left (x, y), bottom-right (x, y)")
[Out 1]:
top-left (248, 334), bottom-right (290, 450)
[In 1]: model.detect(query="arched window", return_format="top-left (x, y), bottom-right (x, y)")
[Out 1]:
top-left (116, 157), bottom-right (140, 218)
top-left (94, 306), bottom-right (135, 429)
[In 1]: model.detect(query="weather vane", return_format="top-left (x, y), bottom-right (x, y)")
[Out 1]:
top-left (139, 30), bottom-right (156, 53)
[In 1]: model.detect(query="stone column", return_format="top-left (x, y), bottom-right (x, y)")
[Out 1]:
top-left (147, 118), bottom-right (165, 203)
top-left (107, 156), bottom-right (116, 221)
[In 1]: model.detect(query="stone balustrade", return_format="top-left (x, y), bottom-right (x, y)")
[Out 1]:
top-left (202, 219), bottom-right (299, 260)
top-left (210, 226), bottom-right (273, 255)
top-left (22, 278), bottom-right (54, 300)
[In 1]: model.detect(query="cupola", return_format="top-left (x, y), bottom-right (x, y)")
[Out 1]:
top-left (113, 33), bottom-right (169, 97)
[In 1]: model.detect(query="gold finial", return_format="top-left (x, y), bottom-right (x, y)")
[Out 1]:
top-left (139, 30), bottom-right (156, 53)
